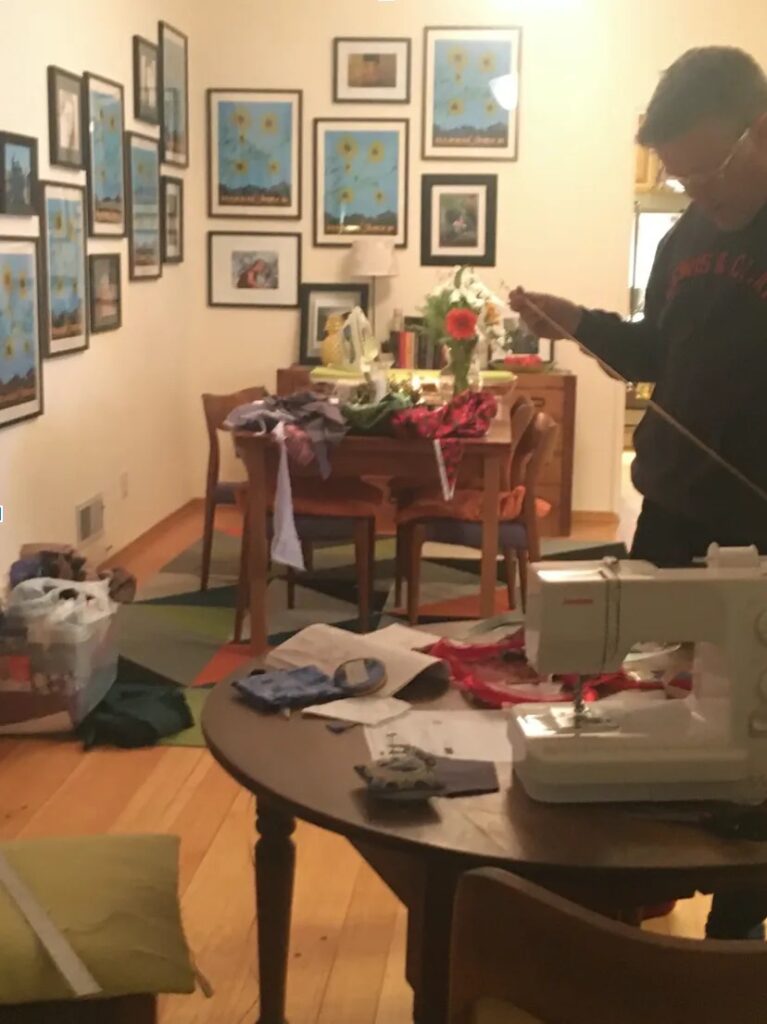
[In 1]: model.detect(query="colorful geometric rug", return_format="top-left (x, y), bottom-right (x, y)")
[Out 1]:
top-left (117, 531), bottom-right (627, 689)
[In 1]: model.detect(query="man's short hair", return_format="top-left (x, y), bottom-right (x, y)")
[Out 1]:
top-left (638, 47), bottom-right (767, 148)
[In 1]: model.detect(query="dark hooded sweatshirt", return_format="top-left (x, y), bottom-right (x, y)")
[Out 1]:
top-left (576, 201), bottom-right (767, 546)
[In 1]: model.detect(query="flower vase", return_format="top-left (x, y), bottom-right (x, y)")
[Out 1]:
top-left (444, 339), bottom-right (478, 396)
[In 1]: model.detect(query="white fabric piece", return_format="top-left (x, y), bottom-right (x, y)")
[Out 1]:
top-left (433, 439), bottom-right (457, 501)
top-left (303, 697), bottom-right (411, 727)
top-left (270, 421), bottom-right (305, 571)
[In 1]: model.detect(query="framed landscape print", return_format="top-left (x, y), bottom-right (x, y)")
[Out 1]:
top-left (421, 174), bottom-right (497, 266)
top-left (125, 133), bottom-right (161, 281)
top-left (133, 36), bottom-right (160, 125)
top-left (208, 231), bottom-right (301, 309)
top-left (47, 67), bottom-right (84, 169)
top-left (159, 21), bottom-right (189, 167)
top-left (83, 73), bottom-right (126, 236)
top-left (0, 134), bottom-right (38, 216)
top-left (299, 282), bottom-right (369, 365)
top-left (423, 27), bottom-right (521, 161)
top-left (40, 181), bottom-right (88, 357)
top-left (333, 38), bottom-right (411, 103)
top-left (161, 176), bottom-right (184, 264)
top-left (0, 236), bottom-right (44, 427)
top-left (88, 254), bottom-right (122, 333)
top-left (314, 118), bottom-right (409, 248)
top-left (208, 89), bottom-right (302, 219)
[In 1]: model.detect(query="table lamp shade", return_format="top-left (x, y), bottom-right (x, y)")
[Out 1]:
top-left (349, 238), bottom-right (398, 278)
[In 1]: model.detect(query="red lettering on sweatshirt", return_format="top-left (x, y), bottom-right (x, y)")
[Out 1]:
top-left (667, 249), bottom-right (767, 301)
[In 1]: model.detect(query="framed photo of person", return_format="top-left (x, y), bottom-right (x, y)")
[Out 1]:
top-left (423, 26), bottom-right (521, 161)
top-left (333, 38), bottom-right (411, 103)
top-left (83, 73), bottom-right (126, 236)
top-left (0, 133), bottom-right (38, 216)
top-left (207, 89), bottom-right (302, 219)
top-left (314, 118), bottom-right (409, 247)
top-left (125, 132), bottom-right (161, 281)
top-left (133, 36), bottom-right (160, 125)
top-left (299, 282), bottom-right (370, 365)
top-left (0, 235), bottom-right (44, 426)
top-left (420, 174), bottom-right (497, 266)
top-left (40, 181), bottom-right (89, 357)
top-left (47, 67), bottom-right (84, 169)
top-left (88, 254), bottom-right (122, 333)
top-left (159, 21), bottom-right (189, 167)
top-left (161, 176), bottom-right (184, 263)
top-left (208, 231), bottom-right (301, 309)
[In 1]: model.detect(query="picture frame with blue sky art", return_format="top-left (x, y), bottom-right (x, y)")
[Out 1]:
top-left (0, 235), bottom-right (44, 426)
top-left (208, 88), bottom-right (302, 219)
top-left (314, 117), bottom-right (409, 247)
top-left (0, 133), bottom-right (38, 216)
top-left (83, 73), bottom-right (126, 237)
top-left (423, 26), bottom-right (521, 161)
top-left (40, 180), bottom-right (89, 358)
top-left (125, 132), bottom-right (162, 282)
top-left (159, 21), bottom-right (189, 168)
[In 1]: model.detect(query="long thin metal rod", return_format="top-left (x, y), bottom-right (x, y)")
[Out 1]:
top-left (516, 289), bottom-right (767, 510)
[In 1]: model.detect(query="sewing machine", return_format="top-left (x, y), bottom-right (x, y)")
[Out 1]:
top-left (508, 545), bottom-right (767, 803)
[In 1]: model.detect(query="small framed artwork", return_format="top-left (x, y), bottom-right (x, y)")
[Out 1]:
top-left (40, 181), bottom-right (89, 357)
top-left (161, 176), bottom-right (184, 263)
top-left (133, 36), bottom-right (160, 126)
top-left (89, 254), bottom-right (122, 333)
top-left (299, 282), bottom-right (370, 365)
top-left (159, 21), bottom-right (189, 168)
top-left (47, 67), bottom-right (84, 169)
top-left (421, 174), bottom-right (497, 267)
top-left (208, 231), bottom-right (301, 309)
top-left (0, 134), bottom-right (38, 216)
top-left (83, 73), bottom-right (126, 236)
top-left (504, 318), bottom-right (554, 364)
top-left (423, 26), bottom-right (521, 161)
top-left (125, 132), bottom-right (161, 281)
top-left (0, 236), bottom-right (44, 426)
top-left (207, 89), bottom-right (302, 219)
top-left (333, 38), bottom-right (411, 103)
top-left (314, 118), bottom-right (409, 248)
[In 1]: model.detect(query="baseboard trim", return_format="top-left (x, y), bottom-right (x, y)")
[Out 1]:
top-left (571, 511), bottom-right (620, 527)
top-left (99, 498), bottom-right (203, 570)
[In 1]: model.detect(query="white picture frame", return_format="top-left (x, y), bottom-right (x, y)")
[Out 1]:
top-left (208, 231), bottom-right (301, 309)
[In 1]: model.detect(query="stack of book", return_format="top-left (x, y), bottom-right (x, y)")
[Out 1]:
top-left (389, 329), bottom-right (445, 370)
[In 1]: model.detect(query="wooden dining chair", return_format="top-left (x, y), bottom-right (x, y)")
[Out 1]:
top-left (0, 996), bottom-right (156, 1023)
top-left (201, 386), bottom-right (268, 591)
top-left (449, 868), bottom-right (767, 1024)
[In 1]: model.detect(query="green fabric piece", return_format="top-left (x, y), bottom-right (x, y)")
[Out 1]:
top-left (158, 687), bottom-right (210, 748)
top-left (75, 673), bottom-right (193, 750)
top-left (472, 998), bottom-right (543, 1024)
top-left (0, 834), bottom-right (195, 1004)
top-left (342, 392), bottom-right (413, 435)
top-left (310, 366), bottom-right (364, 380)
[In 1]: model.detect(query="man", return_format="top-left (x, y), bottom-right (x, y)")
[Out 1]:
top-left (511, 47), bottom-right (767, 940)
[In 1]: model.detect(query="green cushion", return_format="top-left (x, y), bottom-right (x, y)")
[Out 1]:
top-left (0, 834), bottom-right (195, 1005)
top-left (473, 997), bottom-right (544, 1024)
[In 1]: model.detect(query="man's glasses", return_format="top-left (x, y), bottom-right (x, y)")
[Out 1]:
top-left (661, 127), bottom-right (751, 192)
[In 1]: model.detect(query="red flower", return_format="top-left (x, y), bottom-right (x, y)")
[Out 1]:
top-left (445, 307), bottom-right (478, 341)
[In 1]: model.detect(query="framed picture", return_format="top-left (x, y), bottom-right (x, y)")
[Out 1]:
top-left (423, 26), bottom-right (521, 161)
top-left (88, 254), bottom-right (122, 333)
top-left (504, 318), bottom-right (553, 364)
top-left (125, 133), bottom-right (161, 281)
top-left (207, 89), bottom-right (302, 219)
top-left (47, 67), bottom-right (83, 169)
top-left (0, 236), bottom-right (44, 426)
top-left (83, 73), bottom-right (126, 236)
top-left (421, 174), bottom-right (497, 266)
top-left (0, 134), bottom-right (38, 216)
top-left (133, 36), bottom-right (160, 125)
top-left (159, 21), bottom-right (189, 168)
top-left (299, 282), bottom-right (370, 365)
top-left (40, 181), bottom-right (88, 357)
top-left (161, 176), bottom-right (184, 263)
top-left (314, 118), bottom-right (409, 248)
top-left (333, 38), bottom-right (411, 103)
top-left (208, 231), bottom-right (301, 309)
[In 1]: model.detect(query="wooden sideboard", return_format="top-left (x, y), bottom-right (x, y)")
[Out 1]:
top-left (276, 365), bottom-right (576, 537)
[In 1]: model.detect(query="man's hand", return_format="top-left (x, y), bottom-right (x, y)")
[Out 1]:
top-left (509, 288), bottom-right (583, 340)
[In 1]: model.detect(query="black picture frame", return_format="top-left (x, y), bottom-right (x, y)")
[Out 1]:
top-left (39, 179), bottom-right (90, 358)
top-left (133, 36), bottom-right (160, 126)
top-left (125, 131), bottom-right (162, 282)
top-left (47, 66), bottom-right (84, 169)
top-left (0, 133), bottom-right (38, 216)
top-left (88, 254), bottom-right (122, 334)
top-left (299, 282), bottom-right (370, 365)
top-left (208, 231), bottom-right (302, 309)
top-left (333, 38), bottom-right (412, 104)
top-left (161, 175), bottom-right (184, 264)
top-left (420, 173), bottom-right (498, 267)
top-left (82, 72), bottom-right (126, 238)
top-left (159, 20), bottom-right (190, 168)
top-left (0, 235), bottom-right (45, 428)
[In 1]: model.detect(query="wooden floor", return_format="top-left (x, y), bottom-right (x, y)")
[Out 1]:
top-left (0, 502), bottom-right (711, 1023)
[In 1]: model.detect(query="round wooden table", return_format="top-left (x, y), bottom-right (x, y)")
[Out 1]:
top-left (203, 677), bottom-right (767, 1024)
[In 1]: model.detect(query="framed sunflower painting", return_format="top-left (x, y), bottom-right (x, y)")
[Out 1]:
top-left (423, 27), bottom-right (521, 161)
top-left (314, 118), bottom-right (409, 247)
top-left (0, 236), bottom-right (44, 426)
top-left (208, 89), bottom-right (302, 219)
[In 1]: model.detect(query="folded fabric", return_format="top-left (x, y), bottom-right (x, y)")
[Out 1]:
top-left (343, 392), bottom-right (413, 436)
top-left (233, 666), bottom-right (344, 711)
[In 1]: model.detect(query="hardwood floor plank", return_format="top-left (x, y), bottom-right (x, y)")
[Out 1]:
top-left (0, 739), bottom-right (93, 839)
top-left (110, 748), bottom-right (204, 835)
top-left (373, 904), bottom-right (411, 1024)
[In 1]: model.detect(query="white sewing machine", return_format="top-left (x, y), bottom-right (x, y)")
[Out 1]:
top-left (508, 545), bottom-right (767, 803)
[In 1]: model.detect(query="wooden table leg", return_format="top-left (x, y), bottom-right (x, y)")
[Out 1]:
top-left (255, 798), bottom-right (296, 1024)
top-left (406, 861), bottom-right (459, 1024)
top-left (480, 453), bottom-right (502, 619)
top-left (239, 440), bottom-right (269, 655)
